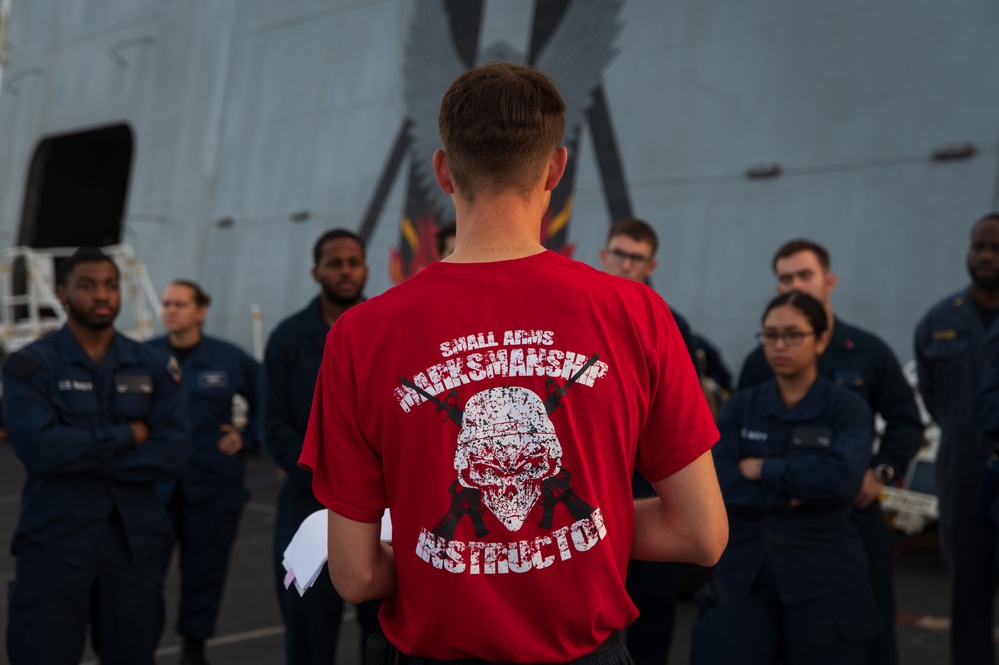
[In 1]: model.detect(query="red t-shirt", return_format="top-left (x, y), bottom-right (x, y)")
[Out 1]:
top-left (300, 251), bottom-right (717, 663)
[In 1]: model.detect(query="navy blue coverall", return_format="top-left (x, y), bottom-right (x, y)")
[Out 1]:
top-left (691, 378), bottom-right (882, 665)
top-left (975, 351), bottom-right (999, 437)
top-left (916, 288), bottom-right (999, 665)
top-left (738, 317), bottom-right (921, 664)
top-left (265, 297), bottom-right (373, 664)
top-left (147, 334), bottom-right (259, 641)
top-left (624, 307), bottom-right (697, 665)
top-left (3, 327), bottom-right (187, 665)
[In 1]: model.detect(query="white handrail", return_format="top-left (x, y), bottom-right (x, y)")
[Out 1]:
top-left (0, 244), bottom-right (161, 351)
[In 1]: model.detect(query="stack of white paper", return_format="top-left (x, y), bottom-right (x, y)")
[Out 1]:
top-left (282, 509), bottom-right (393, 597)
top-left (282, 509), bottom-right (328, 597)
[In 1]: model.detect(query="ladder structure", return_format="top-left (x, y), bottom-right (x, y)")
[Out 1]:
top-left (0, 244), bottom-right (161, 354)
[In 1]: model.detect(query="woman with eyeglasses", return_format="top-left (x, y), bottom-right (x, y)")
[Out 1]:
top-left (690, 291), bottom-right (882, 665)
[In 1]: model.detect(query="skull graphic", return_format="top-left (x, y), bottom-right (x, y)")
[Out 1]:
top-left (454, 387), bottom-right (563, 532)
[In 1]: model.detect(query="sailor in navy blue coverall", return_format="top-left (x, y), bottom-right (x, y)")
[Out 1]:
top-left (695, 292), bottom-right (882, 664)
top-left (599, 218), bottom-right (693, 664)
top-left (147, 279), bottom-right (259, 665)
top-left (976, 352), bottom-right (999, 438)
top-left (3, 248), bottom-right (187, 665)
top-left (264, 229), bottom-right (378, 665)
top-left (738, 240), bottom-right (920, 664)
top-left (915, 213), bottom-right (999, 665)
top-left (692, 377), bottom-right (882, 664)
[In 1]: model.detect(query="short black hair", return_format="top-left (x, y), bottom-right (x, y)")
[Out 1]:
top-left (313, 229), bottom-right (365, 266)
top-left (57, 247), bottom-right (120, 286)
top-left (436, 222), bottom-right (456, 257)
top-left (973, 212), bottom-right (999, 233)
top-left (607, 218), bottom-right (658, 256)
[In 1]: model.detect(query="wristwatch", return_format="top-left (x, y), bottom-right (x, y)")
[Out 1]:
top-left (874, 464), bottom-right (896, 483)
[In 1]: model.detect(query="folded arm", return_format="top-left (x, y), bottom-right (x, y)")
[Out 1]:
top-left (3, 362), bottom-right (134, 474)
top-left (102, 367), bottom-right (189, 483)
top-left (712, 405), bottom-right (790, 517)
top-left (760, 400), bottom-right (872, 507)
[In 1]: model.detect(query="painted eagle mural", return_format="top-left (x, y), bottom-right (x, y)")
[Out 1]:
top-left (357, 0), bottom-right (632, 283)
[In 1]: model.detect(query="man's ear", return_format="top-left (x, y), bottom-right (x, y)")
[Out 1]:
top-left (56, 285), bottom-right (67, 306)
top-left (598, 247), bottom-right (612, 270)
top-left (825, 270), bottom-right (838, 295)
top-left (543, 146), bottom-right (568, 192)
top-left (433, 150), bottom-right (455, 195)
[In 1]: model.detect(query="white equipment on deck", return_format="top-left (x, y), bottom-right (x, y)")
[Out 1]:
top-left (0, 244), bottom-right (161, 353)
top-left (878, 361), bottom-right (941, 535)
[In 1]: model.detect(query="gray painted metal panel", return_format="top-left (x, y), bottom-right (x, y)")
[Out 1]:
top-left (0, 0), bottom-right (996, 376)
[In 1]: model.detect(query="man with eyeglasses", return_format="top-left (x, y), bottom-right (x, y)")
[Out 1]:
top-left (598, 217), bottom-right (697, 665)
top-left (737, 238), bottom-right (921, 665)
top-left (600, 219), bottom-right (696, 357)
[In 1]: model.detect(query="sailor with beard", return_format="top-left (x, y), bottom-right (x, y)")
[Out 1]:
top-left (2, 247), bottom-right (188, 665)
top-left (915, 212), bottom-right (999, 665)
top-left (262, 228), bottom-right (379, 665)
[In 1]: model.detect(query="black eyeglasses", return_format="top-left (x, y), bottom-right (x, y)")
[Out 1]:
top-left (605, 248), bottom-right (652, 265)
top-left (755, 330), bottom-right (816, 347)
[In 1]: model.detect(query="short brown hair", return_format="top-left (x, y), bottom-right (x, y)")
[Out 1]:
top-left (170, 279), bottom-right (212, 308)
top-left (771, 239), bottom-right (830, 274)
top-left (607, 218), bottom-right (658, 256)
top-left (438, 62), bottom-right (565, 199)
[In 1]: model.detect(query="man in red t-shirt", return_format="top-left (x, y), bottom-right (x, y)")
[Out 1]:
top-left (300, 62), bottom-right (727, 664)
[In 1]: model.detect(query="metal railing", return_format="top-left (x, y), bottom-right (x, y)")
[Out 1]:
top-left (0, 244), bottom-right (161, 352)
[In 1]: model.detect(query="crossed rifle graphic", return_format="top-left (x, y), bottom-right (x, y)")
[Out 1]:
top-left (399, 354), bottom-right (601, 539)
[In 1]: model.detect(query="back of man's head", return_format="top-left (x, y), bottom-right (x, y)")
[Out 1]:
top-left (57, 247), bottom-right (119, 286)
top-left (607, 218), bottom-right (659, 256)
top-left (438, 62), bottom-right (565, 199)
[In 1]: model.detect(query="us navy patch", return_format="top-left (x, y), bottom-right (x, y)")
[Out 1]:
top-left (58, 379), bottom-right (94, 392)
top-left (741, 428), bottom-right (768, 442)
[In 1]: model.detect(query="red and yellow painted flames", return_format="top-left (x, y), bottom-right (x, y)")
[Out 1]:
top-left (390, 198), bottom-right (576, 284)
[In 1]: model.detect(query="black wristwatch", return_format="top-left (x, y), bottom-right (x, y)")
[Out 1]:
top-left (874, 464), bottom-right (896, 483)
